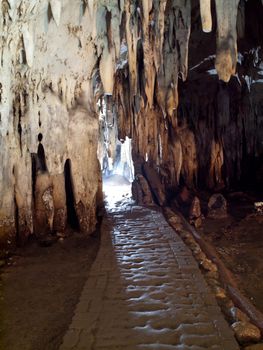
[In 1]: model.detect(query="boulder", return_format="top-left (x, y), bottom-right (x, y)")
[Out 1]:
top-left (231, 321), bottom-right (261, 344)
top-left (207, 193), bottom-right (228, 218)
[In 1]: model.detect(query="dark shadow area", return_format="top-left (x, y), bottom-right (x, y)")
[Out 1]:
top-left (37, 143), bottom-right (47, 172)
top-left (0, 231), bottom-right (100, 350)
top-left (64, 159), bottom-right (80, 230)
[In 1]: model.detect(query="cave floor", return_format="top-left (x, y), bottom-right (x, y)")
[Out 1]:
top-left (0, 231), bottom-right (100, 350)
top-left (198, 197), bottom-right (263, 314)
top-left (59, 197), bottom-right (239, 350)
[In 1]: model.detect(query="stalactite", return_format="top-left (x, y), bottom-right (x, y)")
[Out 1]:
top-left (200, 0), bottom-right (212, 33)
top-left (1, 0), bottom-right (263, 252)
top-left (214, 0), bottom-right (239, 82)
top-left (49, 0), bottom-right (61, 27)
top-left (22, 25), bottom-right (34, 67)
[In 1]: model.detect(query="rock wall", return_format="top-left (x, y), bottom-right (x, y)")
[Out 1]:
top-left (113, 0), bottom-right (263, 202)
top-left (1, 0), bottom-right (263, 252)
top-left (0, 0), bottom-right (103, 255)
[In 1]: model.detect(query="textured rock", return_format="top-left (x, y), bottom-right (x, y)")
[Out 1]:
top-left (132, 174), bottom-right (154, 206)
top-left (189, 196), bottom-right (202, 227)
top-left (207, 193), bottom-right (228, 219)
top-left (226, 306), bottom-right (250, 323)
top-left (215, 0), bottom-right (240, 82)
top-left (231, 321), bottom-right (261, 344)
top-left (0, 0), bottom-right (102, 252)
top-left (143, 163), bottom-right (165, 206)
top-left (199, 258), bottom-right (218, 273)
top-left (1, 0), bottom-right (263, 251)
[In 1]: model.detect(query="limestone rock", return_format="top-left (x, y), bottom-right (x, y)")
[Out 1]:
top-left (49, 0), bottom-right (62, 27)
top-left (143, 163), bottom-right (165, 206)
top-left (255, 202), bottom-right (263, 214)
top-left (215, 0), bottom-right (240, 82)
top-left (207, 194), bottom-right (228, 219)
top-left (200, 0), bottom-right (212, 33)
top-left (132, 174), bottom-right (154, 206)
top-left (189, 196), bottom-right (202, 228)
top-left (226, 306), bottom-right (250, 323)
top-left (214, 286), bottom-right (227, 300)
top-left (199, 258), bottom-right (218, 273)
top-left (189, 196), bottom-right (202, 219)
top-left (231, 321), bottom-right (261, 344)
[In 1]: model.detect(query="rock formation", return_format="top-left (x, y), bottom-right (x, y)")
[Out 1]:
top-left (0, 0), bottom-right (263, 253)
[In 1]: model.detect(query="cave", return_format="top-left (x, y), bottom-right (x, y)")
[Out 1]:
top-left (1, 1), bottom-right (263, 349)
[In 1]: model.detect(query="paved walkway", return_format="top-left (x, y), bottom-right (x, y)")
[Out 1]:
top-left (59, 201), bottom-right (239, 350)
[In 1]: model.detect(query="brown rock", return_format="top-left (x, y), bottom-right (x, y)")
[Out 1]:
top-left (213, 286), bottom-right (227, 299)
top-left (205, 270), bottom-right (220, 280)
top-left (143, 163), bottom-right (165, 206)
top-left (189, 196), bottom-right (202, 219)
top-left (199, 258), bottom-right (218, 272)
top-left (231, 321), bottom-right (261, 344)
top-left (207, 193), bottom-right (228, 219)
top-left (244, 344), bottom-right (263, 350)
top-left (226, 307), bottom-right (250, 323)
top-left (136, 174), bottom-right (154, 205)
top-left (189, 196), bottom-right (203, 228)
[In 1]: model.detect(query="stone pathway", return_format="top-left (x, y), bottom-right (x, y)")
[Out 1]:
top-left (59, 201), bottom-right (239, 350)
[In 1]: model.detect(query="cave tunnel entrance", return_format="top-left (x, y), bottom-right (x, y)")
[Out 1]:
top-left (64, 159), bottom-right (80, 230)
top-left (102, 137), bottom-right (135, 208)
top-left (97, 96), bottom-right (134, 207)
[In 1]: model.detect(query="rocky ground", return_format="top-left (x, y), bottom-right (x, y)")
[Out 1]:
top-left (198, 196), bottom-right (263, 314)
top-left (0, 230), bottom-right (100, 350)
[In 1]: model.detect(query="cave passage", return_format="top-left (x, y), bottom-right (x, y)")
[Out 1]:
top-left (64, 159), bottom-right (80, 230)
top-left (101, 137), bottom-right (134, 208)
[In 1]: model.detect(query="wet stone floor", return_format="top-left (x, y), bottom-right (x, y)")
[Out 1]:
top-left (59, 199), bottom-right (239, 350)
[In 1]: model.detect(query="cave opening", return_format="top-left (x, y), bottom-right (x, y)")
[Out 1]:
top-left (64, 159), bottom-right (80, 230)
top-left (97, 96), bottom-right (134, 207)
top-left (101, 137), bottom-right (134, 208)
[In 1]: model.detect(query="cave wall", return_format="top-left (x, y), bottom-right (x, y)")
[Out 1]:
top-left (0, 0), bottom-right (103, 254)
top-left (1, 0), bottom-right (263, 252)
top-left (177, 0), bottom-right (263, 191)
top-left (113, 0), bottom-right (263, 201)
